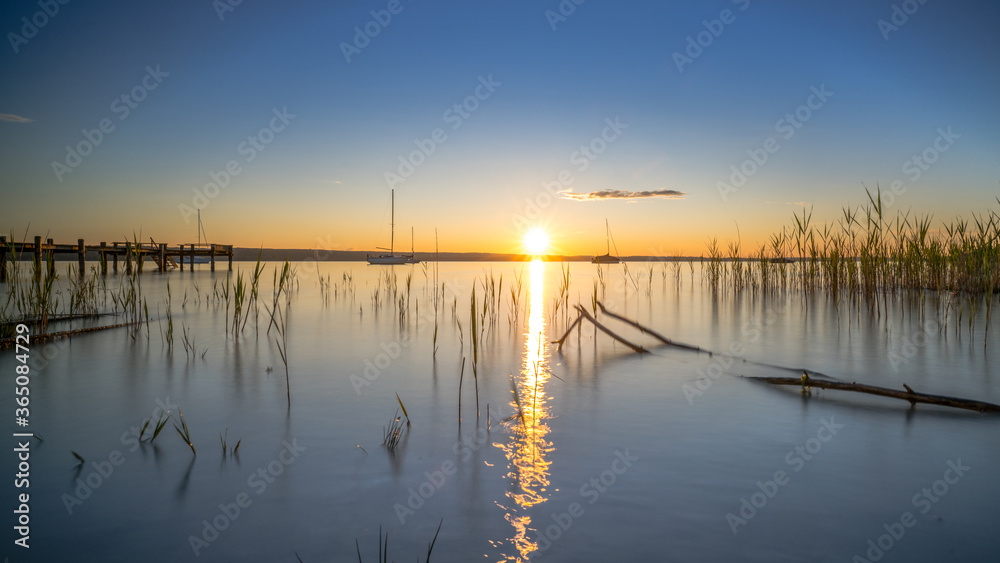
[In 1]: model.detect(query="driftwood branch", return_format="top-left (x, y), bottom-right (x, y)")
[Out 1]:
top-left (552, 314), bottom-right (583, 350)
top-left (0, 322), bottom-right (132, 349)
top-left (746, 373), bottom-right (1000, 413)
top-left (0, 313), bottom-right (113, 329)
top-left (596, 301), bottom-right (703, 352)
top-left (574, 305), bottom-right (648, 354)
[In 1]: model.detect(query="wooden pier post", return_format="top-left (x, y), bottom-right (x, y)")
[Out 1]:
top-left (46, 238), bottom-right (55, 277)
top-left (0, 235), bottom-right (7, 282)
top-left (125, 242), bottom-right (133, 275)
top-left (178, 244), bottom-right (184, 271)
top-left (99, 242), bottom-right (108, 275)
top-left (210, 244), bottom-right (216, 271)
top-left (228, 245), bottom-right (233, 271)
top-left (78, 239), bottom-right (86, 278)
top-left (190, 244), bottom-right (195, 269)
top-left (33, 236), bottom-right (42, 280)
top-left (112, 243), bottom-right (119, 273)
top-left (158, 243), bottom-right (166, 272)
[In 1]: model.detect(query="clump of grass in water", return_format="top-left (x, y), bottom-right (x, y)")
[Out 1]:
top-left (172, 409), bottom-right (196, 455)
top-left (382, 409), bottom-right (406, 452)
top-left (67, 264), bottom-right (100, 317)
top-left (219, 428), bottom-right (241, 457)
top-left (700, 189), bottom-right (999, 341)
top-left (508, 265), bottom-right (524, 328)
top-left (551, 263), bottom-right (571, 320)
top-left (140, 411), bottom-right (169, 443)
top-left (180, 324), bottom-right (196, 358)
top-left (1, 232), bottom-right (61, 336)
top-left (354, 519), bottom-right (442, 563)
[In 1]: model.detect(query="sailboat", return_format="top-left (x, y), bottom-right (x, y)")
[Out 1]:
top-left (191, 210), bottom-right (211, 264)
top-left (591, 219), bottom-right (621, 264)
top-left (367, 189), bottom-right (413, 265)
top-left (406, 227), bottom-right (420, 264)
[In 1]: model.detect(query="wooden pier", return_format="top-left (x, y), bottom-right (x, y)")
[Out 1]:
top-left (0, 235), bottom-right (233, 280)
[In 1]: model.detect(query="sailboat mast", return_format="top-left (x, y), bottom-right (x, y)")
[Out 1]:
top-left (198, 209), bottom-right (202, 246)
top-left (390, 189), bottom-right (395, 255)
top-left (606, 218), bottom-right (610, 255)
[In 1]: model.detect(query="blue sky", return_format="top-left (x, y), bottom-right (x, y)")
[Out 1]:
top-left (1, 0), bottom-right (998, 255)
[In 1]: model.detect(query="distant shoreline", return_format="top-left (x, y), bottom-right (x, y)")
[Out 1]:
top-left (232, 248), bottom-right (707, 262)
top-left (12, 248), bottom-right (707, 263)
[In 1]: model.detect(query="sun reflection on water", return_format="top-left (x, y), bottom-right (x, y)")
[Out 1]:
top-left (497, 259), bottom-right (554, 561)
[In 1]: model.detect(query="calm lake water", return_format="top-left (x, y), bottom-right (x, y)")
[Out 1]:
top-left (2, 261), bottom-right (998, 562)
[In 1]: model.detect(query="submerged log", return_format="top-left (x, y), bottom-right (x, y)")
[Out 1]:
top-left (0, 322), bottom-right (132, 349)
top-left (574, 305), bottom-right (648, 354)
top-left (746, 373), bottom-right (1000, 413)
top-left (596, 301), bottom-right (704, 352)
top-left (0, 313), bottom-right (113, 328)
top-left (552, 314), bottom-right (583, 350)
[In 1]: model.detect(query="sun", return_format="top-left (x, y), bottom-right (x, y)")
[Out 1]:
top-left (523, 227), bottom-right (550, 255)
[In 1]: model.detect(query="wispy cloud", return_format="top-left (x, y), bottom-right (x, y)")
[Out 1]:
top-left (563, 188), bottom-right (685, 201)
top-left (0, 113), bottom-right (33, 123)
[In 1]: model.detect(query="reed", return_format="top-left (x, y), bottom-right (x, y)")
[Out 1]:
top-left (1, 234), bottom-right (60, 336)
top-left (396, 393), bottom-right (411, 426)
top-left (273, 303), bottom-right (290, 406)
top-left (219, 428), bottom-right (241, 456)
top-left (181, 324), bottom-right (195, 358)
top-left (67, 265), bottom-right (100, 317)
top-left (552, 263), bottom-right (571, 320)
top-left (432, 309), bottom-right (439, 358)
top-left (353, 519), bottom-right (441, 563)
top-left (164, 280), bottom-right (174, 351)
top-left (172, 409), bottom-right (196, 455)
top-left (508, 374), bottom-right (525, 428)
top-left (470, 289), bottom-right (480, 418)
top-left (508, 265), bottom-right (524, 327)
top-left (700, 190), bottom-right (999, 337)
top-left (382, 409), bottom-right (406, 451)
top-left (457, 357), bottom-right (465, 424)
top-left (149, 412), bottom-right (169, 443)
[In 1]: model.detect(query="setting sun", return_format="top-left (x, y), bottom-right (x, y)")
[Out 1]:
top-left (523, 228), bottom-right (550, 255)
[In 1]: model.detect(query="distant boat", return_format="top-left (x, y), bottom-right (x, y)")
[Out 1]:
top-left (592, 219), bottom-right (621, 264)
top-left (406, 226), bottom-right (420, 264)
top-left (367, 189), bottom-right (413, 265)
top-left (192, 210), bottom-right (211, 264)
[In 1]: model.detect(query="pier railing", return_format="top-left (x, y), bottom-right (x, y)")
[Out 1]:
top-left (0, 235), bottom-right (233, 280)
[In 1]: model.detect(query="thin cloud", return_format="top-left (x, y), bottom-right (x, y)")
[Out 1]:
top-left (563, 189), bottom-right (685, 201)
top-left (0, 113), bottom-right (33, 123)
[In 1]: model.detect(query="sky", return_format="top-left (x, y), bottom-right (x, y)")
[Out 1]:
top-left (1, 0), bottom-right (998, 257)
